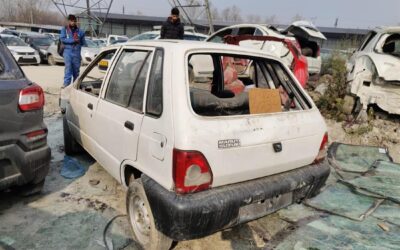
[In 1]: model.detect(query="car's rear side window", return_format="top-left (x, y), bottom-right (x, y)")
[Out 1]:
top-left (188, 53), bottom-right (311, 117)
top-left (146, 49), bottom-right (164, 117)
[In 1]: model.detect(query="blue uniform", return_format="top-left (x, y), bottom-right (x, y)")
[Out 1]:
top-left (60, 26), bottom-right (86, 86)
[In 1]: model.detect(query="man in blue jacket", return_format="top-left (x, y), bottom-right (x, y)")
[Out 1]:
top-left (60, 14), bottom-right (86, 87)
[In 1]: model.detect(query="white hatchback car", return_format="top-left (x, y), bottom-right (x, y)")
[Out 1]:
top-left (0, 34), bottom-right (41, 65)
top-left (61, 40), bottom-right (330, 249)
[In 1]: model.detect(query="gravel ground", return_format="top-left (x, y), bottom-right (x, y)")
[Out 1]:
top-left (0, 65), bottom-right (398, 250)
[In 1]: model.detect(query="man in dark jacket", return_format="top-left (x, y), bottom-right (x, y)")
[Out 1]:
top-left (160, 7), bottom-right (184, 39)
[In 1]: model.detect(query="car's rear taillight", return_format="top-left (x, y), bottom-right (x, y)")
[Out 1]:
top-left (314, 132), bottom-right (329, 164)
top-left (173, 149), bottom-right (213, 194)
top-left (19, 84), bottom-right (45, 112)
top-left (25, 129), bottom-right (47, 142)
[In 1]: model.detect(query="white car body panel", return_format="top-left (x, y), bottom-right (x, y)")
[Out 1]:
top-left (347, 27), bottom-right (400, 114)
top-left (64, 41), bottom-right (327, 191)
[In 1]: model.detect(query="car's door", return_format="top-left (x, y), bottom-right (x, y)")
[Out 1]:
top-left (67, 49), bottom-right (118, 156)
top-left (92, 47), bottom-right (154, 179)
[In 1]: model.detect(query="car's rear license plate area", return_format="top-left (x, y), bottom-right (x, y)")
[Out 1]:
top-left (238, 192), bottom-right (293, 223)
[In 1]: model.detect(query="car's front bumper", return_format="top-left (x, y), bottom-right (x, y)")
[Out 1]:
top-left (142, 162), bottom-right (330, 241)
top-left (0, 143), bottom-right (51, 190)
top-left (12, 54), bottom-right (41, 64)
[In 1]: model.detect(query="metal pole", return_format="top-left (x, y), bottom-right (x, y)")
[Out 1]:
top-left (86, 0), bottom-right (93, 38)
top-left (204, 0), bottom-right (214, 34)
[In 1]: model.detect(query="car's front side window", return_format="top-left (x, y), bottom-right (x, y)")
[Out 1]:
top-left (78, 49), bottom-right (116, 96)
top-left (105, 50), bottom-right (152, 109)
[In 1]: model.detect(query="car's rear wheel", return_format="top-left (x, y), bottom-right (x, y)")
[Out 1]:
top-left (48, 55), bottom-right (56, 65)
top-left (63, 115), bottom-right (82, 155)
top-left (126, 178), bottom-right (173, 250)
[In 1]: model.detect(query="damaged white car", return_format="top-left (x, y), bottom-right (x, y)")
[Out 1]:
top-left (61, 40), bottom-right (330, 249)
top-left (346, 27), bottom-right (400, 115)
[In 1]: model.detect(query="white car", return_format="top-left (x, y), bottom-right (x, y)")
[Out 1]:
top-left (207, 22), bottom-right (326, 75)
top-left (130, 30), bottom-right (208, 41)
top-left (346, 27), bottom-right (400, 116)
top-left (107, 35), bottom-right (128, 46)
top-left (0, 34), bottom-right (40, 65)
top-left (46, 39), bottom-right (100, 66)
top-left (61, 40), bottom-right (330, 250)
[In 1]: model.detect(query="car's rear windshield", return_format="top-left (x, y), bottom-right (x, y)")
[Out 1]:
top-left (0, 42), bottom-right (24, 80)
top-left (187, 53), bottom-right (311, 117)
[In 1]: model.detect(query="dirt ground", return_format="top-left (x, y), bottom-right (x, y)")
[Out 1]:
top-left (0, 65), bottom-right (399, 250)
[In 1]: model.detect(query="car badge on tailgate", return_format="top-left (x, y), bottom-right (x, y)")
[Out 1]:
top-left (218, 139), bottom-right (241, 149)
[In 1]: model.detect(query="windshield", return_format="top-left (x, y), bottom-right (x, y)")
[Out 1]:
top-left (130, 33), bottom-right (159, 41)
top-left (1, 36), bottom-right (27, 46)
top-left (85, 40), bottom-right (99, 48)
top-left (32, 37), bottom-right (53, 46)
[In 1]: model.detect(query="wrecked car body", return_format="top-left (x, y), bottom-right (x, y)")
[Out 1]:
top-left (61, 40), bottom-right (330, 249)
top-left (206, 21), bottom-right (326, 81)
top-left (346, 27), bottom-right (400, 115)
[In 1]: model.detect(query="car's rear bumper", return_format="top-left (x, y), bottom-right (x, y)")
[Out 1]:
top-left (142, 162), bottom-right (330, 241)
top-left (0, 143), bottom-right (51, 190)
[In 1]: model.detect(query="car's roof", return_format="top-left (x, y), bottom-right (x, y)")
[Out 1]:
top-left (107, 40), bottom-right (280, 58)
top-left (374, 26), bottom-right (400, 33)
top-left (210, 24), bottom-right (284, 38)
top-left (0, 34), bottom-right (19, 38)
top-left (137, 30), bottom-right (208, 37)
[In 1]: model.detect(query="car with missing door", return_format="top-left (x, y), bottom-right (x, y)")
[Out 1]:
top-left (61, 40), bottom-right (330, 249)
top-left (0, 39), bottom-right (50, 194)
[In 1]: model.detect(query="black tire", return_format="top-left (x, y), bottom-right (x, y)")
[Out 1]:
top-left (126, 178), bottom-right (173, 250)
top-left (16, 180), bottom-right (45, 196)
top-left (63, 115), bottom-right (81, 155)
top-left (48, 54), bottom-right (56, 66)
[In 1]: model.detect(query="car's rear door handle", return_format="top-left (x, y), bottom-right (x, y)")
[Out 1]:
top-left (124, 121), bottom-right (134, 131)
top-left (87, 103), bottom-right (93, 110)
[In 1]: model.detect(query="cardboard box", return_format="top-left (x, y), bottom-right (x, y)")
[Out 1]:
top-left (249, 88), bottom-right (282, 114)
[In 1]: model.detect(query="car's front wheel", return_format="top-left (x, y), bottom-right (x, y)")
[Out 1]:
top-left (63, 115), bottom-right (82, 155)
top-left (48, 54), bottom-right (56, 65)
top-left (126, 178), bottom-right (173, 250)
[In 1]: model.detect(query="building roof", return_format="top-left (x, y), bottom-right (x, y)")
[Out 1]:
top-left (0, 21), bottom-right (62, 31)
top-left (89, 12), bottom-right (371, 37)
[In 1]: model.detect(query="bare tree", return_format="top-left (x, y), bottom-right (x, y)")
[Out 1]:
top-left (0, 0), bottom-right (64, 25)
top-left (221, 5), bottom-right (243, 22)
top-left (247, 14), bottom-right (262, 24)
top-left (291, 14), bottom-right (304, 22)
top-left (265, 15), bottom-right (277, 25)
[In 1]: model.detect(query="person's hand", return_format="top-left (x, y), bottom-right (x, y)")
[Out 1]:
top-left (73, 32), bottom-right (79, 42)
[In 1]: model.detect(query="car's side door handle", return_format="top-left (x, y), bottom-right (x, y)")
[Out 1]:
top-left (124, 121), bottom-right (134, 131)
top-left (87, 103), bottom-right (93, 110)
top-left (273, 142), bottom-right (282, 153)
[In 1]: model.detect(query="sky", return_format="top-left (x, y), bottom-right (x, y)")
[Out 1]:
top-left (108, 0), bottom-right (400, 29)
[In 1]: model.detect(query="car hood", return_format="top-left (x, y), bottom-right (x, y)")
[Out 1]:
top-left (285, 20), bottom-right (327, 41)
top-left (7, 46), bottom-right (36, 53)
top-left (370, 53), bottom-right (400, 81)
